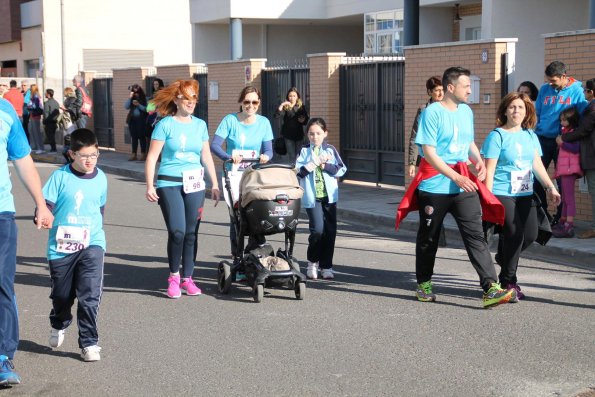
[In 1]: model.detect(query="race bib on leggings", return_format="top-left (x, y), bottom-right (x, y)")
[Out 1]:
top-left (182, 168), bottom-right (205, 194)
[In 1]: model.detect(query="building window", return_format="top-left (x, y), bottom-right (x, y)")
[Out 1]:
top-left (363, 9), bottom-right (404, 55)
top-left (24, 59), bottom-right (40, 78)
top-left (465, 27), bottom-right (481, 40)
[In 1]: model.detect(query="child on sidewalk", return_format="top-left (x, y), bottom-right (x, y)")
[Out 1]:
top-left (296, 118), bottom-right (347, 280)
top-left (553, 107), bottom-right (582, 238)
top-left (42, 128), bottom-right (108, 361)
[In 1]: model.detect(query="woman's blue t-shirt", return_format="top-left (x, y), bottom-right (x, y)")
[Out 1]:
top-left (152, 116), bottom-right (209, 188)
top-left (214, 113), bottom-right (273, 157)
top-left (481, 128), bottom-right (542, 197)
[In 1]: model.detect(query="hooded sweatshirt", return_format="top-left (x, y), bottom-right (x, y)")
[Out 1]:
top-left (535, 77), bottom-right (588, 138)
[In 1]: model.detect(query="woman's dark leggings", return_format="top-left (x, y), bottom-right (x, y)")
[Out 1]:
top-left (157, 186), bottom-right (205, 277)
top-left (496, 195), bottom-right (538, 285)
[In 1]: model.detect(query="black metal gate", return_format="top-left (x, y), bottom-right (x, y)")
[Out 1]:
top-left (92, 77), bottom-right (114, 148)
top-left (261, 67), bottom-right (309, 136)
top-left (192, 72), bottom-right (208, 123)
top-left (339, 61), bottom-right (405, 185)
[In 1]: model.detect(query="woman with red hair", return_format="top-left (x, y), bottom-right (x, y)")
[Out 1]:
top-left (145, 79), bottom-right (220, 299)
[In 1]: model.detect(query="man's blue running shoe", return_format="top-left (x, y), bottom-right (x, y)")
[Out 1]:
top-left (0, 355), bottom-right (21, 386)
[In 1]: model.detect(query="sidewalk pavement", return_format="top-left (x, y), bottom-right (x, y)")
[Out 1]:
top-left (32, 148), bottom-right (595, 268)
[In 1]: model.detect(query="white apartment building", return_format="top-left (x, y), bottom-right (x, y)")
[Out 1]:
top-left (0, 0), bottom-right (192, 95)
top-left (1, 0), bottom-right (590, 98)
top-left (189, 0), bottom-right (590, 86)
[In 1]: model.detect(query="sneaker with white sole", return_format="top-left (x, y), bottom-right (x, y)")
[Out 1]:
top-left (321, 268), bottom-right (334, 280)
top-left (81, 345), bottom-right (101, 362)
top-left (49, 328), bottom-right (65, 348)
top-left (307, 262), bottom-right (319, 279)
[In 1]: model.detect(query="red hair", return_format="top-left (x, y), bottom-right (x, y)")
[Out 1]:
top-left (152, 79), bottom-right (199, 116)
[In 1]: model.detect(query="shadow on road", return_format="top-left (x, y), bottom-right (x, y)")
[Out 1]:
top-left (18, 339), bottom-right (81, 361)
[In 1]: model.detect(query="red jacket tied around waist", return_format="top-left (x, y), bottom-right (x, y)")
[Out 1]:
top-left (395, 158), bottom-right (505, 230)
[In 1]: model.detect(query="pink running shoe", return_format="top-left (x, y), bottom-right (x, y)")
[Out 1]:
top-left (167, 275), bottom-right (181, 299)
top-left (180, 277), bottom-right (202, 296)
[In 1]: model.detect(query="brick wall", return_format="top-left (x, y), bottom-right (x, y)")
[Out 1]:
top-left (403, 40), bottom-right (513, 186)
top-left (206, 59), bottom-right (266, 169)
top-left (112, 67), bottom-right (153, 153)
top-left (155, 64), bottom-right (207, 87)
top-left (543, 30), bottom-right (595, 222)
top-left (0, 0), bottom-right (23, 44)
top-left (307, 53), bottom-right (344, 150)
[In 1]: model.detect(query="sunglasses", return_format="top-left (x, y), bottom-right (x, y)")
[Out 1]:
top-left (176, 94), bottom-right (198, 101)
top-left (242, 100), bottom-right (260, 106)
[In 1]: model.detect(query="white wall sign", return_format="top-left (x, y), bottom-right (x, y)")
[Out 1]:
top-left (209, 81), bottom-right (219, 101)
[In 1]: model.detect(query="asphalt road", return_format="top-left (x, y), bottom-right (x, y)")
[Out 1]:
top-left (5, 163), bottom-right (595, 397)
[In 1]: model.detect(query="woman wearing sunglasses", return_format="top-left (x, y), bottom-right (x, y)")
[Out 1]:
top-left (211, 86), bottom-right (274, 261)
top-left (145, 79), bottom-right (220, 299)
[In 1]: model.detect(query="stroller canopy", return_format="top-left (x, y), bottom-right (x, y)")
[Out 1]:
top-left (239, 166), bottom-right (304, 207)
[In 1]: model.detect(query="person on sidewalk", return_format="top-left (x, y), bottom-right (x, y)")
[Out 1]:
top-left (124, 84), bottom-right (148, 161)
top-left (3, 80), bottom-right (24, 121)
top-left (0, 98), bottom-right (54, 386)
top-left (72, 75), bottom-right (91, 129)
top-left (482, 92), bottom-right (561, 301)
top-left (145, 79), bottom-right (220, 299)
top-left (558, 78), bottom-right (595, 239)
top-left (42, 128), bottom-right (107, 362)
top-left (21, 81), bottom-right (31, 143)
top-left (274, 87), bottom-right (309, 163)
top-left (552, 107), bottom-right (582, 238)
top-left (296, 117), bottom-right (347, 280)
top-left (396, 66), bottom-right (515, 308)
top-left (43, 89), bottom-right (60, 153)
top-left (534, 61), bottom-right (588, 225)
top-left (26, 84), bottom-right (45, 154)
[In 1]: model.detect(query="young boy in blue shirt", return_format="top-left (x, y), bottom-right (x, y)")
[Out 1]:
top-left (42, 128), bottom-right (107, 362)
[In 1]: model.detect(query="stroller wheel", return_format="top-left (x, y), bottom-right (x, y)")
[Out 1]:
top-left (295, 282), bottom-right (306, 300)
top-left (218, 262), bottom-right (232, 294)
top-left (253, 283), bottom-right (264, 303)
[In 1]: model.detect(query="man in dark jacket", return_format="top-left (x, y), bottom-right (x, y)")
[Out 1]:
top-left (43, 89), bottom-right (60, 153)
top-left (559, 78), bottom-right (595, 238)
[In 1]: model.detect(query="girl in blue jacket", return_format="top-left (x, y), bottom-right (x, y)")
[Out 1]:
top-left (296, 118), bottom-right (347, 280)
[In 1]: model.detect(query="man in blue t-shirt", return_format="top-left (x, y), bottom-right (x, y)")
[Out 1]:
top-left (0, 98), bottom-right (54, 386)
top-left (414, 67), bottom-right (515, 308)
top-left (534, 61), bottom-right (588, 222)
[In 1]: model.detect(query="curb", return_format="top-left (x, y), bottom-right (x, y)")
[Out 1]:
top-left (337, 206), bottom-right (591, 269)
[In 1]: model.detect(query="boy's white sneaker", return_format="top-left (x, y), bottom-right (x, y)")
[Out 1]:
top-left (306, 262), bottom-right (319, 279)
top-left (321, 268), bottom-right (334, 280)
top-left (49, 328), bottom-right (65, 348)
top-left (81, 345), bottom-right (101, 362)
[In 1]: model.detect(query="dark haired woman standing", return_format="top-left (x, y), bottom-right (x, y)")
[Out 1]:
top-left (274, 87), bottom-right (309, 162)
top-left (125, 84), bottom-right (148, 161)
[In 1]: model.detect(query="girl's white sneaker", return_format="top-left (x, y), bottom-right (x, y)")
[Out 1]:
top-left (306, 262), bottom-right (319, 279)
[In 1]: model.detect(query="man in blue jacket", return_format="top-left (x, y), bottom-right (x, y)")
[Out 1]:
top-left (534, 61), bottom-right (588, 220)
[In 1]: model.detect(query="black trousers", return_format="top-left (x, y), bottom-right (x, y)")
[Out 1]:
top-left (44, 123), bottom-right (57, 151)
top-left (48, 246), bottom-right (104, 348)
top-left (495, 195), bottom-right (537, 285)
top-left (416, 190), bottom-right (497, 292)
top-left (305, 198), bottom-right (337, 269)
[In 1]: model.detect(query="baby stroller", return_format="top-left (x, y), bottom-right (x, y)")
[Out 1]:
top-left (218, 159), bottom-right (307, 302)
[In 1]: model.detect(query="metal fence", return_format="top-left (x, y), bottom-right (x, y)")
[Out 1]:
top-left (192, 72), bottom-right (208, 123)
top-left (339, 59), bottom-right (405, 185)
top-left (92, 77), bottom-right (114, 148)
top-left (261, 63), bottom-right (309, 137)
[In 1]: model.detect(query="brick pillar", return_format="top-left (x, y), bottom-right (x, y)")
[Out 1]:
top-left (112, 67), bottom-right (153, 153)
top-left (307, 53), bottom-right (345, 150)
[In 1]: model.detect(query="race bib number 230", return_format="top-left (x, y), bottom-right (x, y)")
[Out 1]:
top-left (56, 225), bottom-right (90, 254)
